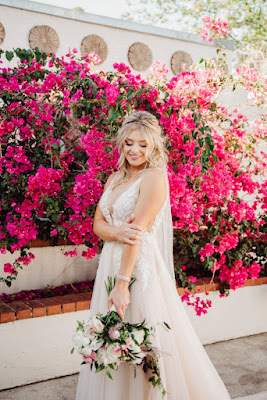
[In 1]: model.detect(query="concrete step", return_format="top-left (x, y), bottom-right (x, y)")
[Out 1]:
top-left (0, 332), bottom-right (266, 400)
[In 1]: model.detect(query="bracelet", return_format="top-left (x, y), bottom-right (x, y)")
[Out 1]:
top-left (117, 274), bottom-right (130, 282)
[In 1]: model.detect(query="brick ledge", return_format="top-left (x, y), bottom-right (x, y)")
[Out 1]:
top-left (0, 277), bottom-right (266, 324)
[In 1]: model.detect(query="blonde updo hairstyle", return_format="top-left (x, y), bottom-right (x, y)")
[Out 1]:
top-left (112, 111), bottom-right (168, 188)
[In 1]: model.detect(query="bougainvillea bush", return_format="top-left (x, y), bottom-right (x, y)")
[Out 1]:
top-left (0, 20), bottom-right (266, 315)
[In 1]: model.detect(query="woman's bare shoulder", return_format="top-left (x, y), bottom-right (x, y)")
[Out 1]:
top-left (142, 167), bottom-right (166, 182)
top-left (140, 168), bottom-right (166, 196)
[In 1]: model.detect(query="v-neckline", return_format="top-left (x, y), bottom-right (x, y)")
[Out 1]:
top-left (106, 176), bottom-right (142, 215)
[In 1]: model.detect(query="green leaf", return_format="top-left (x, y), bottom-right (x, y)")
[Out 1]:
top-left (194, 146), bottom-right (200, 156)
top-left (106, 370), bottom-right (113, 379)
top-left (51, 213), bottom-right (59, 223)
top-left (95, 365), bottom-right (105, 373)
top-left (108, 109), bottom-right (119, 122)
top-left (211, 154), bottom-right (217, 163)
top-left (5, 51), bottom-right (14, 61)
top-left (163, 321), bottom-right (171, 330)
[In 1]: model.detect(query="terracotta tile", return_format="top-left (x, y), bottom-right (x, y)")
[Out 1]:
top-left (198, 277), bottom-right (212, 285)
top-left (65, 294), bottom-right (89, 311)
top-left (79, 292), bottom-right (93, 302)
top-left (195, 284), bottom-right (205, 293)
top-left (205, 283), bottom-right (215, 292)
top-left (37, 298), bottom-right (62, 315)
top-left (214, 282), bottom-right (221, 290)
top-left (262, 276), bottom-right (267, 285)
top-left (244, 279), bottom-right (253, 286)
top-left (177, 287), bottom-right (184, 296)
top-left (7, 301), bottom-right (31, 320)
top-left (23, 300), bottom-right (47, 318)
top-left (52, 295), bottom-right (76, 313)
top-left (29, 238), bottom-right (73, 247)
top-left (0, 302), bottom-right (16, 323)
top-left (251, 277), bottom-right (263, 286)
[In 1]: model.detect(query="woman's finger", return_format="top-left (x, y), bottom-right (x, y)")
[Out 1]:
top-left (107, 297), bottom-right (112, 311)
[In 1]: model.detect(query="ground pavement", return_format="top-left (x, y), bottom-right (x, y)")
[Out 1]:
top-left (0, 332), bottom-right (266, 400)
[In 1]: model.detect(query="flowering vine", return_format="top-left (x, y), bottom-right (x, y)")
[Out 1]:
top-left (0, 22), bottom-right (266, 316)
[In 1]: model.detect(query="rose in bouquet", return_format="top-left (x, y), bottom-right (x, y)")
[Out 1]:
top-left (71, 276), bottom-right (171, 397)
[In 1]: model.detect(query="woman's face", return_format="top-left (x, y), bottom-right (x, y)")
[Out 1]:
top-left (123, 129), bottom-right (151, 171)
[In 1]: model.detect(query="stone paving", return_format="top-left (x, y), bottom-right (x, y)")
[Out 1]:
top-left (0, 332), bottom-right (266, 400)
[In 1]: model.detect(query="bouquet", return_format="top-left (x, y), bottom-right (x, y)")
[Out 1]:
top-left (71, 276), bottom-right (171, 397)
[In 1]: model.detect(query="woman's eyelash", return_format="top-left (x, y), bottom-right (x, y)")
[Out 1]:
top-left (125, 143), bottom-right (147, 147)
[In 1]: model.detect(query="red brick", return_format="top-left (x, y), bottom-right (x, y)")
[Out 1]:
top-left (37, 298), bottom-right (62, 315)
top-left (0, 302), bottom-right (16, 323)
top-left (177, 287), bottom-right (184, 296)
top-left (251, 277), bottom-right (263, 286)
top-left (195, 284), bottom-right (205, 293)
top-left (52, 295), bottom-right (76, 313)
top-left (7, 301), bottom-right (31, 320)
top-left (65, 294), bottom-right (89, 311)
top-left (262, 276), bottom-right (267, 285)
top-left (205, 283), bottom-right (215, 292)
top-left (79, 292), bottom-right (93, 304)
top-left (214, 282), bottom-right (221, 291)
top-left (245, 279), bottom-right (253, 286)
top-left (23, 300), bottom-right (47, 318)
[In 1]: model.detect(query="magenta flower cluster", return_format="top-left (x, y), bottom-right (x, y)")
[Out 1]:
top-left (0, 31), bottom-right (266, 315)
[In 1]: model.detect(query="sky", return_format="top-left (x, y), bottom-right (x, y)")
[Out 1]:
top-left (29, 0), bottom-right (129, 19)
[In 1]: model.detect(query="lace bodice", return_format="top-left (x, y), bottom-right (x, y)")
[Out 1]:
top-left (99, 175), bottom-right (167, 235)
top-left (98, 174), bottom-right (168, 288)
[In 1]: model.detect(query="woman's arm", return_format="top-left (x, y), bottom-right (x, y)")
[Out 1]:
top-left (108, 169), bottom-right (167, 320)
top-left (93, 173), bottom-right (143, 245)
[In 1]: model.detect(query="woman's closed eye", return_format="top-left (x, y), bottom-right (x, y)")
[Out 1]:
top-left (125, 142), bottom-right (147, 148)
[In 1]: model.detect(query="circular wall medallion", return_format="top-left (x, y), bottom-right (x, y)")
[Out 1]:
top-left (171, 51), bottom-right (193, 75)
top-left (0, 22), bottom-right (5, 45)
top-left (81, 34), bottom-right (108, 64)
top-left (128, 42), bottom-right (153, 71)
top-left (29, 25), bottom-right (60, 53)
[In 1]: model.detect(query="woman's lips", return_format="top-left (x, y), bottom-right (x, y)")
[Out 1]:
top-left (129, 155), bottom-right (141, 160)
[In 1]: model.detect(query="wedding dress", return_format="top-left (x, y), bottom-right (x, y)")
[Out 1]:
top-left (75, 171), bottom-right (231, 400)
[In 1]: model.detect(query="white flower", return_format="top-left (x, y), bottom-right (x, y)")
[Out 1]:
top-left (90, 338), bottom-right (104, 351)
top-left (108, 323), bottom-right (122, 341)
top-left (97, 344), bottom-right (122, 367)
top-left (127, 338), bottom-right (141, 355)
top-left (82, 346), bottom-right (92, 356)
top-left (84, 316), bottom-right (104, 340)
top-left (106, 344), bottom-right (122, 365)
top-left (131, 329), bottom-right (145, 345)
top-left (130, 351), bottom-right (146, 365)
top-left (72, 331), bottom-right (90, 351)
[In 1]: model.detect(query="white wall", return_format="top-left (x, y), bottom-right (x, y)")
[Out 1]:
top-left (0, 0), bottom-right (234, 77)
top-left (0, 284), bottom-right (266, 390)
top-left (0, 245), bottom-right (99, 295)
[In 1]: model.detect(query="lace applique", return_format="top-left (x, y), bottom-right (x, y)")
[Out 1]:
top-left (98, 174), bottom-right (167, 290)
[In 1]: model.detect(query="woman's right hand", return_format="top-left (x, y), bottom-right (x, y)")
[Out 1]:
top-left (115, 214), bottom-right (143, 245)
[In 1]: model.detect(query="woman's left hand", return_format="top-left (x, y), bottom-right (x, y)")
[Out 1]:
top-left (107, 280), bottom-right (130, 321)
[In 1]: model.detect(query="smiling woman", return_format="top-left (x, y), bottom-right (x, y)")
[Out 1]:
top-left (75, 111), bottom-right (231, 400)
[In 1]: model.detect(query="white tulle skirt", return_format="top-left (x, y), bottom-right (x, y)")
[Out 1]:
top-left (75, 239), bottom-right (231, 400)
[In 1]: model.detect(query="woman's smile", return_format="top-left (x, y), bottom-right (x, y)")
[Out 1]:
top-left (124, 129), bottom-right (150, 171)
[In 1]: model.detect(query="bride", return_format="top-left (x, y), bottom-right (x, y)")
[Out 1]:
top-left (75, 111), bottom-right (231, 400)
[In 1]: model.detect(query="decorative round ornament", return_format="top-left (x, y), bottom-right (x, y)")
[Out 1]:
top-left (128, 42), bottom-right (153, 71)
top-left (29, 25), bottom-right (60, 53)
top-left (0, 22), bottom-right (5, 45)
top-left (171, 51), bottom-right (193, 75)
top-left (81, 34), bottom-right (108, 64)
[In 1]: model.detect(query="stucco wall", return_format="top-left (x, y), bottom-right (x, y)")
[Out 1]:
top-left (0, 0), bottom-right (234, 76)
